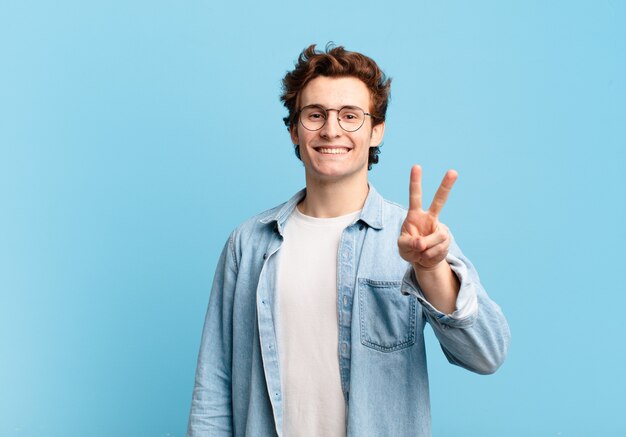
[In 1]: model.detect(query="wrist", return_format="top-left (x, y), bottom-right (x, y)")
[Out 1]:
top-left (412, 260), bottom-right (448, 275)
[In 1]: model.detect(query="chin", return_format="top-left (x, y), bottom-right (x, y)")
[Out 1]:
top-left (307, 164), bottom-right (367, 182)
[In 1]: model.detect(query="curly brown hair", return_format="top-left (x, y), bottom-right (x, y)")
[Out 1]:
top-left (280, 43), bottom-right (391, 170)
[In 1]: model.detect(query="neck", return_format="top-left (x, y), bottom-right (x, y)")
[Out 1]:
top-left (298, 174), bottom-right (369, 218)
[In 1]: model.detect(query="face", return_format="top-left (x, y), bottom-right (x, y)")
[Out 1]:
top-left (290, 76), bottom-right (385, 186)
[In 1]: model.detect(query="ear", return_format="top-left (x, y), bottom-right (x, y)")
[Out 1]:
top-left (370, 121), bottom-right (385, 147)
top-left (290, 124), bottom-right (299, 145)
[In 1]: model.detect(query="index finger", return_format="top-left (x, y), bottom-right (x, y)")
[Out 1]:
top-left (408, 165), bottom-right (423, 211)
top-left (428, 169), bottom-right (458, 216)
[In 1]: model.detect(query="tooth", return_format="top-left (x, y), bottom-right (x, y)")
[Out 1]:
top-left (319, 148), bottom-right (347, 154)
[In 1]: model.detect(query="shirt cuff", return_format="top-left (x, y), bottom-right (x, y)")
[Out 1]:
top-left (401, 253), bottom-right (478, 327)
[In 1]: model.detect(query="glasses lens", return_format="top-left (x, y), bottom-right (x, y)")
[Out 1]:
top-left (338, 107), bottom-right (365, 132)
top-left (300, 106), bottom-right (326, 131)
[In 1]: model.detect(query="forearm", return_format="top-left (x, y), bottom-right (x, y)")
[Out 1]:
top-left (188, 236), bottom-right (236, 436)
top-left (413, 260), bottom-right (459, 315)
top-left (428, 286), bottom-right (510, 374)
top-left (402, 243), bottom-right (511, 375)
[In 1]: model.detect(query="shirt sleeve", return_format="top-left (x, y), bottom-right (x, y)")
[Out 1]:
top-left (401, 235), bottom-right (511, 375)
top-left (405, 250), bottom-right (479, 322)
top-left (187, 233), bottom-right (238, 436)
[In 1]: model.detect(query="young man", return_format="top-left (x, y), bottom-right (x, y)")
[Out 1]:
top-left (187, 44), bottom-right (510, 437)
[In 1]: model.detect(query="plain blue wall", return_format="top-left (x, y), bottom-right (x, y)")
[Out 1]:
top-left (1, 1), bottom-right (625, 435)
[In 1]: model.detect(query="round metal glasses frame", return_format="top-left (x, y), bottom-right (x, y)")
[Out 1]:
top-left (297, 105), bottom-right (374, 132)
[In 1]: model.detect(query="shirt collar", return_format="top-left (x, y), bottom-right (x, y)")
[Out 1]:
top-left (259, 184), bottom-right (385, 232)
top-left (359, 184), bottom-right (384, 230)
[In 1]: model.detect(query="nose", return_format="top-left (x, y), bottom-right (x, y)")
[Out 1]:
top-left (319, 109), bottom-right (342, 138)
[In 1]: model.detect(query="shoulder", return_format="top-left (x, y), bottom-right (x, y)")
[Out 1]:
top-left (382, 197), bottom-right (407, 214)
top-left (232, 201), bottom-right (285, 236)
top-left (381, 196), bottom-right (407, 228)
top-left (361, 185), bottom-right (407, 231)
top-left (214, 200), bottom-right (287, 273)
top-left (226, 199), bottom-right (292, 262)
top-left (231, 188), bottom-right (304, 239)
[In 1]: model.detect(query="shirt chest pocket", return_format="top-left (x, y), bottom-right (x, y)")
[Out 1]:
top-left (358, 278), bottom-right (417, 352)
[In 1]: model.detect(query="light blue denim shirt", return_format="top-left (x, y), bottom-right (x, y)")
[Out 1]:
top-left (188, 185), bottom-right (510, 437)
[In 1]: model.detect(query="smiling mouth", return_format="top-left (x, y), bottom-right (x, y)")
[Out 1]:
top-left (315, 147), bottom-right (351, 154)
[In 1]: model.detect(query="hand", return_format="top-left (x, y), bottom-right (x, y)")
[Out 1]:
top-left (398, 165), bottom-right (458, 271)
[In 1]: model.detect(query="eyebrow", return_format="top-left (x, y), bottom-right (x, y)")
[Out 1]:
top-left (303, 104), bottom-right (364, 110)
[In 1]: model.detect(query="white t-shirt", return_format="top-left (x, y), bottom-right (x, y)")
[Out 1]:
top-left (275, 206), bottom-right (360, 437)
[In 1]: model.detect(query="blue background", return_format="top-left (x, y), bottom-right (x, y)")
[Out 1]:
top-left (1, 1), bottom-right (625, 436)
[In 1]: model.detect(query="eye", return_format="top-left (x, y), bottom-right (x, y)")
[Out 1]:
top-left (303, 107), bottom-right (326, 121)
top-left (339, 109), bottom-right (362, 123)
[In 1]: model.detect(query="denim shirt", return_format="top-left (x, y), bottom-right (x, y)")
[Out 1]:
top-left (187, 185), bottom-right (510, 437)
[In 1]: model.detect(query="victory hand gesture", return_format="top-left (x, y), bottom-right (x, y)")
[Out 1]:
top-left (398, 165), bottom-right (458, 271)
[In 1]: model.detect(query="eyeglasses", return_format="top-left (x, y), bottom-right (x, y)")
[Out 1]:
top-left (297, 105), bottom-right (373, 132)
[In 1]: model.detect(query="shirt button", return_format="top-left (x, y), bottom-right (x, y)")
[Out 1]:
top-left (343, 296), bottom-right (349, 306)
top-left (263, 253), bottom-right (268, 260)
top-left (341, 343), bottom-right (348, 353)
